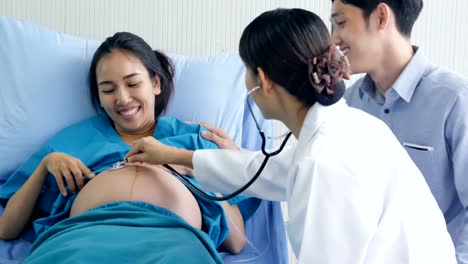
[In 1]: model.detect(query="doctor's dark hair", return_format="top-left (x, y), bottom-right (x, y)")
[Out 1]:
top-left (331, 0), bottom-right (423, 37)
top-left (239, 8), bottom-right (345, 107)
top-left (88, 32), bottom-right (174, 118)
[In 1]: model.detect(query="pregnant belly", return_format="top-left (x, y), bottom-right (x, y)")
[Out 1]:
top-left (70, 163), bottom-right (202, 229)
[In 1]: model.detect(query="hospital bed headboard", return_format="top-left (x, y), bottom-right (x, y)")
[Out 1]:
top-left (0, 16), bottom-right (288, 263)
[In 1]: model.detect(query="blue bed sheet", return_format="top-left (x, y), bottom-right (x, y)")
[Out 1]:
top-left (23, 201), bottom-right (223, 264)
top-left (0, 199), bottom-right (288, 264)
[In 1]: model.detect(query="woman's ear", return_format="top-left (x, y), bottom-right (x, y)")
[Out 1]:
top-left (257, 67), bottom-right (274, 95)
top-left (153, 76), bottom-right (161, 95)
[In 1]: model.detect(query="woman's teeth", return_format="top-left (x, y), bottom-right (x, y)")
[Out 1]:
top-left (120, 107), bottom-right (139, 116)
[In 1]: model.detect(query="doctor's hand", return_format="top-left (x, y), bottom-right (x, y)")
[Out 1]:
top-left (126, 137), bottom-right (177, 165)
top-left (199, 122), bottom-right (240, 150)
top-left (43, 152), bottom-right (95, 196)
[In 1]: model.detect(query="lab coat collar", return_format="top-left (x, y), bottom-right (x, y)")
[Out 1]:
top-left (297, 99), bottom-right (346, 145)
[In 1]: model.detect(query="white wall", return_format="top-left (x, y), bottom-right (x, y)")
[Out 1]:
top-left (1, 1), bottom-right (467, 262)
top-left (0, 0), bottom-right (326, 56)
top-left (1, 0), bottom-right (467, 76)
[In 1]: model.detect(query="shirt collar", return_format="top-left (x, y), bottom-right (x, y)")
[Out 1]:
top-left (359, 46), bottom-right (430, 103)
top-left (392, 46), bottom-right (429, 102)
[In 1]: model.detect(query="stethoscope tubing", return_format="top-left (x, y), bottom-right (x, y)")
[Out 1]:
top-left (164, 131), bottom-right (292, 201)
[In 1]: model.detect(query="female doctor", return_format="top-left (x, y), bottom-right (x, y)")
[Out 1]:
top-left (126, 8), bottom-right (456, 263)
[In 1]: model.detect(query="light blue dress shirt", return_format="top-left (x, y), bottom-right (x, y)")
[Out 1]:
top-left (345, 47), bottom-right (468, 263)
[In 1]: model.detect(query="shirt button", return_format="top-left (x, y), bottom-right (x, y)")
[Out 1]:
top-left (384, 109), bottom-right (390, 114)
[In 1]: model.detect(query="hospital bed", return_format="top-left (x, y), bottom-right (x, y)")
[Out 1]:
top-left (0, 16), bottom-right (288, 263)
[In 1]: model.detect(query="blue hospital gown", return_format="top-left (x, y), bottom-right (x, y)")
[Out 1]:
top-left (0, 114), bottom-right (248, 248)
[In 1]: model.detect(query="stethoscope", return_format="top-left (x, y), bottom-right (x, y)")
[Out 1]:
top-left (164, 86), bottom-right (292, 201)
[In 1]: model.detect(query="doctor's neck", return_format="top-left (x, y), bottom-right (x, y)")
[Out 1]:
top-left (288, 106), bottom-right (309, 139)
top-left (275, 88), bottom-right (310, 139)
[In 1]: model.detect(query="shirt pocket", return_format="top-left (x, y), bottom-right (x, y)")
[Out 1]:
top-left (402, 142), bottom-right (434, 152)
top-left (402, 142), bottom-right (435, 169)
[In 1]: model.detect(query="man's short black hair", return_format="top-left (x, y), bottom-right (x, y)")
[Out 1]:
top-left (332, 0), bottom-right (423, 37)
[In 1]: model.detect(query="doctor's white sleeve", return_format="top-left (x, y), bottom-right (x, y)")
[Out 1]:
top-left (192, 147), bottom-right (293, 201)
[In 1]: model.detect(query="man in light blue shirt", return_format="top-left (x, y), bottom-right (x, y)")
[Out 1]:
top-left (331, 0), bottom-right (468, 262)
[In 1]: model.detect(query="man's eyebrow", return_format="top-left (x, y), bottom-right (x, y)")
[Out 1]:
top-left (331, 12), bottom-right (343, 19)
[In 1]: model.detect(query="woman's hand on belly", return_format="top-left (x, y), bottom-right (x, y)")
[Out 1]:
top-left (44, 152), bottom-right (96, 196)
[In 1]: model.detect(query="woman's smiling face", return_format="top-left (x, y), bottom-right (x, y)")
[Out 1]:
top-left (96, 50), bottom-right (161, 136)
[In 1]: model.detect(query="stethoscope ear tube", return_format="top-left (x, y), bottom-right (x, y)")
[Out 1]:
top-left (164, 131), bottom-right (292, 202)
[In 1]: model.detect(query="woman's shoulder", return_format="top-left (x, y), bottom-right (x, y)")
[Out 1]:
top-left (156, 117), bottom-right (218, 150)
top-left (156, 116), bottom-right (204, 137)
top-left (48, 114), bottom-right (109, 144)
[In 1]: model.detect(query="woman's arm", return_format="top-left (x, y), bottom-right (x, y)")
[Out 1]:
top-left (200, 124), bottom-right (246, 252)
top-left (0, 152), bottom-right (95, 240)
top-left (220, 201), bottom-right (246, 254)
top-left (0, 159), bottom-right (49, 240)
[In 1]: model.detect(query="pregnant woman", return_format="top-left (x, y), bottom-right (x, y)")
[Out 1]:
top-left (0, 32), bottom-right (247, 264)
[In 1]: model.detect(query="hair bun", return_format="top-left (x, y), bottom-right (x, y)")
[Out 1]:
top-left (307, 44), bottom-right (351, 105)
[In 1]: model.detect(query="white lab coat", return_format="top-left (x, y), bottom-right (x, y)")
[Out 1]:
top-left (193, 100), bottom-right (456, 263)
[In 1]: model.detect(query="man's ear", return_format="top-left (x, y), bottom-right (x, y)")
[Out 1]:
top-left (257, 67), bottom-right (274, 95)
top-left (375, 3), bottom-right (390, 29)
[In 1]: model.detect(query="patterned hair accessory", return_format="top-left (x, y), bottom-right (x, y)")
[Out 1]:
top-left (307, 44), bottom-right (352, 95)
